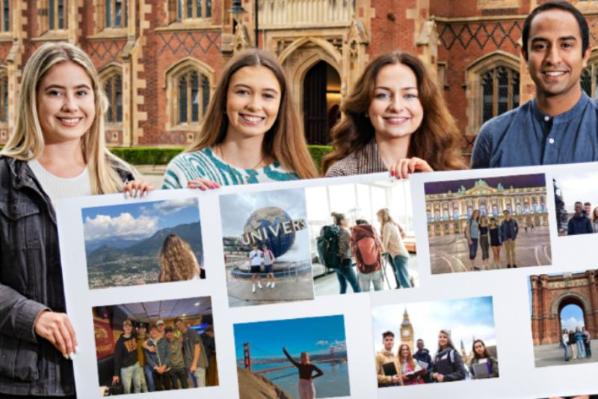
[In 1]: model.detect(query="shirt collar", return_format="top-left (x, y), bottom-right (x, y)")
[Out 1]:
top-left (532, 92), bottom-right (590, 124)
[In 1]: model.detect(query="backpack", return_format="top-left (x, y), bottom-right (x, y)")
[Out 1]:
top-left (317, 225), bottom-right (341, 269)
top-left (355, 235), bottom-right (381, 273)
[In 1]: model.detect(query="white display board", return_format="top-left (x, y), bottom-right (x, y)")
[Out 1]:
top-left (55, 163), bottom-right (598, 399)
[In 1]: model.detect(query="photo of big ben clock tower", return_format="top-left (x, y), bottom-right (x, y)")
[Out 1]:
top-left (400, 309), bottom-right (414, 350)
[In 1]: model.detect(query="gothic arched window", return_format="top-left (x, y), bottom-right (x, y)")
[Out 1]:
top-left (481, 66), bottom-right (520, 124)
top-left (176, 69), bottom-right (210, 124)
top-left (103, 71), bottom-right (123, 123)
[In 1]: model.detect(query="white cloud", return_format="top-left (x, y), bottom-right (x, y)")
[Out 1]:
top-left (316, 340), bottom-right (329, 346)
top-left (84, 212), bottom-right (158, 241)
top-left (152, 198), bottom-right (197, 215)
top-left (562, 316), bottom-right (583, 331)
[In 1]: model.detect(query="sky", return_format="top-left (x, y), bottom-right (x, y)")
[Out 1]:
top-left (219, 188), bottom-right (309, 261)
top-left (82, 198), bottom-right (200, 242)
top-left (561, 304), bottom-right (585, 330)
top-left (425, 174), bottom-right (546, 195)
top-left (372, 297), bottom-right (496, 358)
top-left (233, 315), bottom-right (346, 360)
top-left (553, 170), bottom-right (598, 213)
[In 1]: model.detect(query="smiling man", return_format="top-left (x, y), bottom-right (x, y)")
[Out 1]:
top-left (471, 1), bottom-right (598, 168)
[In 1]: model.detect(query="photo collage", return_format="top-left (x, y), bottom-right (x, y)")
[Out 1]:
top-left (55, 162), bottom-right (598, 398)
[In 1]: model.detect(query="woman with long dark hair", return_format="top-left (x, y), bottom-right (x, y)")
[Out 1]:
top-left (431, 330), bottom-right (466, 383)
top-left (469, 339), bottom-right (499, 379)
top-left (323, 50), bottom-right (465, 178)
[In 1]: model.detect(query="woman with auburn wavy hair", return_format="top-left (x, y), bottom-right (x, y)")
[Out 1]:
top-left (323, 50), bottom-right (465, 178)
top-left (158, 233), bottom-right (202, 282)
top-left (397, 344), bottom-right (425, 385)
top-left (163, 49), bottom-right (318, 190)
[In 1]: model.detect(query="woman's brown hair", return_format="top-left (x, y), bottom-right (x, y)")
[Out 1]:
top-left (322, 50), bottom-right (465, 173)
top-left (159, 234), bottom-right (200, 282)
top-left (472, 339), bottom-right (490, 360)
top-left (187, 49), bottom-right (317, 179)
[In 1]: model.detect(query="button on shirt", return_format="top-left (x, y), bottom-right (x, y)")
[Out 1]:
top-left (471, 93), bottom-right (598, 168)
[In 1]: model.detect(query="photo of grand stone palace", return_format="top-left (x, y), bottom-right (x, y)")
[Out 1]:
top-left (425, 177), bottom-right (548, 237)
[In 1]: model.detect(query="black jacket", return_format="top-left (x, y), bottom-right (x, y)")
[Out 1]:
top-left (0, 156), bottom-right (132, 396)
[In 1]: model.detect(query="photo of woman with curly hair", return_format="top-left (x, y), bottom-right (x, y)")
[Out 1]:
top-left (159, 233), bottom-right (204, 282)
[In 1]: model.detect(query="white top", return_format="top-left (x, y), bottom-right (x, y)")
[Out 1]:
top-left (28, 159), bottom-right (92, 202)
top-left (249, 249), bottom-right (264, 266)
top-left (381, 222), bottom-right (409, 257)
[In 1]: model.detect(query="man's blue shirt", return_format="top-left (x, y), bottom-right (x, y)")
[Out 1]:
top-left (471, 93), bottom-right (598, 168)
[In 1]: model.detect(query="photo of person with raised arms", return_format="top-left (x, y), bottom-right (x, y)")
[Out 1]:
top-left (0, 42), bottom-right (151, 398)
top-left (323, 50), bottom-right (465, 179)
top-left (163, 49), bottom-right (317, 190)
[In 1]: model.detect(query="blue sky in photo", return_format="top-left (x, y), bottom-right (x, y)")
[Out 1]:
top-left (561, 304), bottom-right (584, 330)
top-left (82, 198), bottom-right (200, 241)
top-left (372, 296), bottom-right (496, 357)
top-left (233, 315), bottom-right (346, 360)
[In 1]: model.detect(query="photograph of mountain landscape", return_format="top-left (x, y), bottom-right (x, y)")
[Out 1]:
top-left (82, 197), bottom-right (203, 289)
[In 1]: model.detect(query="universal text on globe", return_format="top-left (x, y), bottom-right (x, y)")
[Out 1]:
top-left (240, 218), bottom-right (306, 246)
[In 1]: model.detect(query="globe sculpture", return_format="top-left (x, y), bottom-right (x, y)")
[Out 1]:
top-left (242, 207), bottom-right (295, 257)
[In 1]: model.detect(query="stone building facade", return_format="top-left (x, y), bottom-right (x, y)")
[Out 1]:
top-left (531, 270), bottom-right (598, 345)
top-left (426, 178), bottom-right (548, 236)
top-left (2, 0), bottom-right (598, 149)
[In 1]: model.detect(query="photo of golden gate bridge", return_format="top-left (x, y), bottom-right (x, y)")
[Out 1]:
top-left (233, 315), bottom-right (350, 398)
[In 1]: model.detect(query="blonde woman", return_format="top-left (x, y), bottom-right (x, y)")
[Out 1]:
top-left (158, 233), bottom-right (202, 282)
top-left (163, 49), bottom-right (318, 190)
top-left (0, 42), bottom-right (150, 397)
top-left (377, 208), bottom-right (411, 288)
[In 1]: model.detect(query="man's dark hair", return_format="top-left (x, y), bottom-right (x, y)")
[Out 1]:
top-left (521, 1), bottom-right (589, 60)
top-left (382, 331), bottom-right (395, 339)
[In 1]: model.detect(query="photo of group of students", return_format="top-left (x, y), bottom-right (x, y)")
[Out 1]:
top-left (375, 331), bottom-right (498, 387)
top-left (426, 174), bottom-right (551, 273)
top-left (530, 269), bottom-right (598, 368)
top-left (372, 296), bottom-right (498, 388)
top-left (92, 297), bottom-right (217, 395)
top-left (553, 171), bottom-right (598, 236)
top-left (5, 0), bottom-right (598, 397)
top-left (305, 180), bottom-right (417, 296)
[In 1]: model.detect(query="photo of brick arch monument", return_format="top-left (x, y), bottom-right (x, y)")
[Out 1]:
top-left (530, 270), bottom-right (598, 367)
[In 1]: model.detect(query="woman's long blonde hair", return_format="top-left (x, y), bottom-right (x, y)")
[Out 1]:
top-left (187, 49), bottom-right (317, 179)
top-left (0, 42), bottom-right (135, 194)
top-left (377, 208), bottom-right (405, 238)
top-left (159, 233), bottom-right (200, 282)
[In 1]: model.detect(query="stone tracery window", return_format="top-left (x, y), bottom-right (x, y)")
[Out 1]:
top-left (103, 71), bottom-right (123, 123)
top-left (481, 66), bottom-right (520, 124)
top-left (174, 68), bottom-right (210, 125)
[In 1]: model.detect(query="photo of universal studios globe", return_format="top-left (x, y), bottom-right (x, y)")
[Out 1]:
top-left (219, 188), bottom-right (314, 307)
